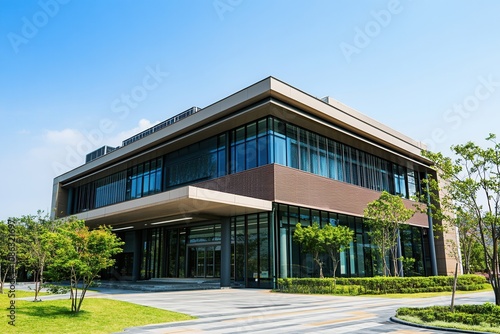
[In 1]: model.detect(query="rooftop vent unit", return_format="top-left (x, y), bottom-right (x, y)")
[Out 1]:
top-left (122, 106), bottom-right (200, 147)
top-left (85, 146), bottom-right (118, 164)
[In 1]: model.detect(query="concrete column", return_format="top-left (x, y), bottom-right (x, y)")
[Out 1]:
top-left (132, 229), bottom-right (142, 281)
top-left (397, 229), bottom-right (403, 277)
top-left (221, 218), bottom-right (231, 288)
top-left (425, 172), bottom-right (438, 276)
top-left (280, 227), bottom-right (288, 278)
top-left (270, 208), bottom-right (276, 288)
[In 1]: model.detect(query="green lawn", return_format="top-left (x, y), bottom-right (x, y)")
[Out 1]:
top-left (1, 293), bottom-right (195, 334)
top-left (4, 290), bottom-right (50, 298)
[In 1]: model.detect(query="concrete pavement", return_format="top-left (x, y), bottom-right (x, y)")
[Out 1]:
top-left (15, 283), bottom-right (495, 333)
top-left (89, 289), bottom-right (494, 333)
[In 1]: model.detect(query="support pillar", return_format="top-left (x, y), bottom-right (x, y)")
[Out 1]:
top-left (132, 230), bottom-right (142, 281)
top-left (426, 172), bottom-right (438, 276)
top-left (221, 218), bottom-right (231, 288)
top-left (280, 227), bottom-right (288, 278)
top-left (397, 230), bottom-right (403, 277)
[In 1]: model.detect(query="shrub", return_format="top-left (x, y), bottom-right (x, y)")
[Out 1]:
top-left (276, 274), bottom-right (487, 295)
top-left (42, 283), bottom-right (71, 294)
top-left (396, 303), bottom-right (500, 327)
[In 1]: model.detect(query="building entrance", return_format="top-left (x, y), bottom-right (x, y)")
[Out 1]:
top-left (188, 244), bottom-right (221, 278)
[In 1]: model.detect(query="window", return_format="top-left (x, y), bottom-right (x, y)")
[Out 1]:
top-left (393, 164), bottom-right (407, 198)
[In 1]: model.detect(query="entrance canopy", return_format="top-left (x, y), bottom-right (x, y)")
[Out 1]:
top-left (75, 186), bottom-right (272, 229)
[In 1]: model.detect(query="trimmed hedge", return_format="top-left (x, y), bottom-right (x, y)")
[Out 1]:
top-left (276, 274), bottom-right (487, 295)
top-left (397, 303), bottom-right (500, 327)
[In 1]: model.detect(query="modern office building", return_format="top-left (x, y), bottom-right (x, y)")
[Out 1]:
top-left (51, 77), bottom-right (456, 288)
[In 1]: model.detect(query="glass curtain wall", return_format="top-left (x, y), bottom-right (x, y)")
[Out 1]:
top-left (68, 116), bottom-right (422, 215)
top-left (126, 209), bottom-right (428, 283)
top-left (138, 217), bottom-right (272, 287)
top-left (275, 203), bottom-right (428, 279)
top-left (165, 135), bottom-right (225, 188)
top-left (232, 213), bottom-right (272, 288)
top-left (69, 157), bottom-right (162, 214)
top-left (400, 226), bottom-right (429, 276)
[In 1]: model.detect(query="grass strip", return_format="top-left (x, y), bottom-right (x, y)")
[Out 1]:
top-left (1, 294), bottom-right (195, 334)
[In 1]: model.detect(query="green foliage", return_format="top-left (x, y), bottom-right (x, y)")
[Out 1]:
top-left (293, 222), bottom-right (325, 278)
top-left (276, 275), bottom-right (487, 295)
top-left (364, 191), bottom-right (415, 276)
top-left (46, 219), bottom-right (124, 313)
top-left (322, 224), bottom-right (354, 278)
top-left (42, 283), bottom-right (71, 294)
top-left (397, 303), bottom-right (500, 327)
top-left (401, 257), bottom-right (416, 277)
top-left (15, 212), bottom-right (63, 301)
top-left (422, 134), bottom-right (500, 305)
top-left (293, 222), bottom-right (354, 278)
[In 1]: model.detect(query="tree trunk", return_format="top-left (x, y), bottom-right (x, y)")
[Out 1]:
top-left (71, 273), bottom-right (78, 313)
top-left (76, 279), bottom-right (92, 313)
top-left (33, 270), bottom-right (41, 301)
top-left (314, 254), bottom-right (324, 278)
top-left (451, 262), bottom-right (459, 312)
top-left (392, 247), bottom-right (399, 277)
top-left (332, 259), bottom-right (338, 278)
top-left (0, 263), bottom-right (6, 294)
top-left (492, 267), bottom-right (500, 306)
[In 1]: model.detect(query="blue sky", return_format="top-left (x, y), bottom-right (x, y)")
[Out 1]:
top-left (1, 0), bottom-right (500, 221)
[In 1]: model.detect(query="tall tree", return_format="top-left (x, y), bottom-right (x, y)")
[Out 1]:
top-left (423, 134), bottom-right (500, 305)
top-left (364, 191), bottom-right (415, 276)
top-left (46, 219), bottom-right (123, 313)
top-left (322, 224), bottom-right (354, 278)
top-left (293, 223), bottom-right (325, 278)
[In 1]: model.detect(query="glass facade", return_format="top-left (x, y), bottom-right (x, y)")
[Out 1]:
top-left (127, 158), bottom-right (163, 200)
top-left (165, 135), bottom-right (226, 188)
top-left (232, 213), bottom-right (272, 288)
top-left (69, 157), bottom-right (163, 213)
top-left (276, 203), bottom-right (429, 278)
top-left (111, 205), bottom-right (428, 286)
top-left (68, 116), bottom-right (422, 215)
top-left (131, 215), bottom-right (273, 288)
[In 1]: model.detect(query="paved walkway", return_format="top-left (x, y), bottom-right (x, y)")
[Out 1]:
top-left (16, 283), bottom-right (495, 333)
top-left (86, 289), bottom-right (494, 333)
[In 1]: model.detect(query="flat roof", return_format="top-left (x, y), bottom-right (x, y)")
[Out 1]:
top-left (54, 76), bottom-right (430, 185)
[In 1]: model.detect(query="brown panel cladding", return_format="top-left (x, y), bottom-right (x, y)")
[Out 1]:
top-left (194, 164), bottom-right (275, 201)
top-left (273, 164), bottom-right (429, 227)
top-left (195, 164), bottom-right (429, 228)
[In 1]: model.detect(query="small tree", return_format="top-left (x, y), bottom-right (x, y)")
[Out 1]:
top-left (16, 212), bottom-right (60, 301)
top-left (322, 224), bottom-right (354, 278)
top-left (364, 191), bottom-right (415, 276)
top-left (293, 223), bottom-right (325, 278)
top-left (47, 219), bottom-right (123, 313)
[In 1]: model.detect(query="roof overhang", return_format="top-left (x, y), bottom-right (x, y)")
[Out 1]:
top-left (75, 186), bottom-right (272, 230)
top-left (54, 76), bottom-right (432, 186)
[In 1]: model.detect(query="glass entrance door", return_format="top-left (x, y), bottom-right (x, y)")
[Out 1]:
top-left (188, 245), bottom-right (221, 278)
